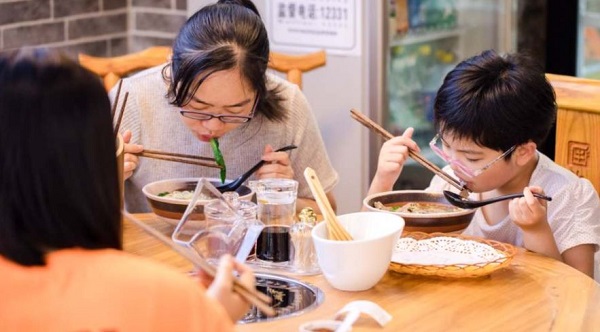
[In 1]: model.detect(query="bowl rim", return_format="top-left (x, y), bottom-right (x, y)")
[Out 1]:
top-left (142, 177), bottom-right (252, 205)
top-left (311, 212), bottom-right (405, 244)
top-left (362, 190), bottom-right (475, 219)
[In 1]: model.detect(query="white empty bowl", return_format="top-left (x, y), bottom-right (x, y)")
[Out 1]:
top-left (311, 212), bottom-right (405, 291)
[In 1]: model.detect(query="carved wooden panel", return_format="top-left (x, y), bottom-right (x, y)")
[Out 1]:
top-left (555, 108), bottom-right (600, 193)
top-left (548, 73), bottom-right (600, 194)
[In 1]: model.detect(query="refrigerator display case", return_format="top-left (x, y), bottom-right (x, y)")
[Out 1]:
top-left (383, 0), bottom-right (518, 189)
top-left (578, 0), bottom-right (600, 78)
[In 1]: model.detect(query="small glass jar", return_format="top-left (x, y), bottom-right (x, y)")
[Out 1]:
top-left (289, 207), bottom-right (320, 274)
top-left (202, 192), bottom-right (259, 261)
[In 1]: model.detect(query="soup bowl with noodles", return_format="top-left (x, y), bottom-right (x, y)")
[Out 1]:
top-left (142, 177), bottom-right (254, 232)
top-left (363, 190), bottom-right (475, 233)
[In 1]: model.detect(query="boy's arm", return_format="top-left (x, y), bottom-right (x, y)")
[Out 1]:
top-left (562, 244), bottom-right (596, 278)
top-left (520, 221), bottom-right (562, 261)
top-left (510, 187), bottom-right (562, 260)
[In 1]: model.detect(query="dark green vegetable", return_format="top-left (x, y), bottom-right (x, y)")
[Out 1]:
top-left (210, 138), bottom-right (226, 183)
top-left (157, 192), bottom-right (169, 197)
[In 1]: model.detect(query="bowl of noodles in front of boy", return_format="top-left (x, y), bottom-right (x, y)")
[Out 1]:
top-left (363, 190), bottom-right (475, 233)
top-left (142, 177), bottom-right (254, 231)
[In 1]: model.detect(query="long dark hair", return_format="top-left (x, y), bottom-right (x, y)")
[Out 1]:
top-left (167, 0), bottom-right (286, 122)
top-left (0, 49), bottom-right (122, 266)
top-left (434, 49), bottom-right (556, 154)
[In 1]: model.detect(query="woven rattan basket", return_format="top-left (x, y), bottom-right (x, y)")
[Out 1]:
top-left (390, 232), bottom-right (517, 278)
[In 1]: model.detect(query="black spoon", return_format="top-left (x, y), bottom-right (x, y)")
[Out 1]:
top-left (216, 145), bottom-right (298, 193)
top-left (443, 190), bottom-right (553, 209)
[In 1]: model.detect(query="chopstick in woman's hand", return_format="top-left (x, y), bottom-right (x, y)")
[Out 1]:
top-left (134, 149), bottom-right (222, 169)
top-left (111, 80), bottom-right (123, 119)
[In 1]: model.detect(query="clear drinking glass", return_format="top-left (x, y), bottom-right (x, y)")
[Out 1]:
top-left (172, 179), bottom-right (263, 264)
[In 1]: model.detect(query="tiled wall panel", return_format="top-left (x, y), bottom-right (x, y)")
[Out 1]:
top-left (69, 13), bottom-right (127, 40)
top-left (0, 0), bottom-right (50, 25)
top-left (136, 12), bottom-right (186, 34)
top-left (55, 0), bottom-right (99, 18)
top-left (0, 0), bottom-right (187, 59)
top-left (104, 0), bottom-right (127, 10)
top-left (132, 0), bottom-right (171, 9)
top-left (4, 22), bottom-right (64, 49)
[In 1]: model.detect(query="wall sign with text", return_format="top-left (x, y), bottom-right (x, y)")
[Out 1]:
top-left (267, 0), bottom-right (361, 56)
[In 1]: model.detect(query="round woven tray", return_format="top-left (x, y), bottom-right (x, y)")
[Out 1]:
top-left (389, 232), bottom-right (517, 278)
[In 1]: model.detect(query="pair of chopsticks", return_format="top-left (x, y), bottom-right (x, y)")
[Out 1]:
top-left (135, 149), bottom-right (221, 169)
top-left (123, 211), bottom-right (275, 317)
top-left (304, 167), bottom-right (353, 241)
top-left (111, 80), bottom-right (220, 169)
top-left (349, 109), bottom-right (470, 198)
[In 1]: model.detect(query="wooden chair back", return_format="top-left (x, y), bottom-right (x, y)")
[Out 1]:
top-left (268, 50), bottom-right (326, 90)
top-left (547, 73), bottom-right (600, 193)
top-left (79, 47), bottom-right (326, 91)
top-left (78, 46), bottom-right (172, 91)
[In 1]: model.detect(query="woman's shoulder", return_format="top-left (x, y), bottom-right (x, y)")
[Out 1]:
top-left (118, 64), bottom-right (169, 92)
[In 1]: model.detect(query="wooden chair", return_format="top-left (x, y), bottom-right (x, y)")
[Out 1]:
top-left (78, 46), bottom-right (172, 91)
top-left (546, 73), bottom-right (600, 193)
top-left (80, 47), bottom-right (326, 91)
top-left (268, 50), bottom-right (326, 90)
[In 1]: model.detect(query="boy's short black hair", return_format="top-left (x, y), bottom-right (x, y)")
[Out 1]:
top-left (433, 49), bottom-right (557, 154)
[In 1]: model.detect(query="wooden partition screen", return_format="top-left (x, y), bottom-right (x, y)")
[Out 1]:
top-left (547, 73), bottom-right (600, 194)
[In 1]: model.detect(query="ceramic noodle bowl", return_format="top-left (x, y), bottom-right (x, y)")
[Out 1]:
top-left (142, 177), bottom-right (253, 232)
top-left (363, 190), bottom-right (476, 233)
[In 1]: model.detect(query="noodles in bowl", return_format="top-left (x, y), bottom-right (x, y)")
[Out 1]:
top-left (142, 177), bottom-right (253, 231)
top-left (363, 190), bottom-right (475, 233)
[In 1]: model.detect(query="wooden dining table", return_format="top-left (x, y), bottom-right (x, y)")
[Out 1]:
top-left (123, 213), bottom-right (600, 331)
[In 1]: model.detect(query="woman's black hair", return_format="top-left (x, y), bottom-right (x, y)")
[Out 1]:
top-left (0, 49), bottom-right (122, 266)
top-left (433, 49), bottom-right (557, 154)
top-left (167, 0), bottom-right (285, 122)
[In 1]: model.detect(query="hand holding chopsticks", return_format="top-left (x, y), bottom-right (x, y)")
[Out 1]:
top-left (350, 108), bottom-right (470, 198)
top-left (304, 167), bottom-right (353, 241)
top-left (110, 81), bottom-right (220, 169)
top-left (123, 211), bottom-right (275, 317)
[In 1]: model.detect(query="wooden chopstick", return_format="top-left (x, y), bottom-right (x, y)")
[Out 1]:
top-left (304, 167), bottom-right (353, 241)
top-left (123, 211), bottom-right (276, 317)
top-left (114, 92), bottom-right (128, 138)
top-left (350, 109), bottom-right (470, 196)
top-left (136, 150), bottom-right (221, 169)
top-left (111, 79), bottom-right (123, 119)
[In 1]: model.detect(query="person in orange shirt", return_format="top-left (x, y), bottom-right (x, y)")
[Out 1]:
top-left (0, 49), bottom-right (255, 331)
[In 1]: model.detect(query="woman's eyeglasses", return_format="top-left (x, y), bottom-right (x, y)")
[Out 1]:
top-left (180, 96), bottom-right (259, 124)
top-left (429, 134), bottom-right (516, 179)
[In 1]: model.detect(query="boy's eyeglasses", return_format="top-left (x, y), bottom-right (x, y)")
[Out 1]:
top-left (429, 134), bottom-right (516, 179)
top-left (180, 95), bottom-right (259, 124)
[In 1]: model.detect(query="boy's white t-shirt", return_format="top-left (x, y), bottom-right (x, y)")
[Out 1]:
top-left (427, 152), bottom-right (600, 281)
